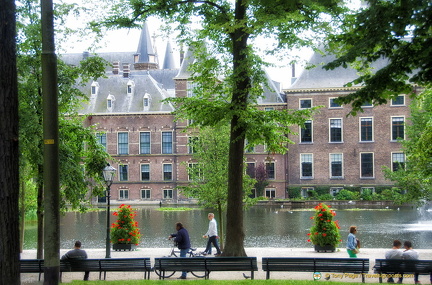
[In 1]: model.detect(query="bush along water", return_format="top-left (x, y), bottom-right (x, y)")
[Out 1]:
top-left (307, 203), bottom-right (341, 248)
top-left (111, 204), bottom-right (141, 245)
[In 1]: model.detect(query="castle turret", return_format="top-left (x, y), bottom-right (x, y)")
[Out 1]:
top-left (134, 22), bottom-right (159, 70)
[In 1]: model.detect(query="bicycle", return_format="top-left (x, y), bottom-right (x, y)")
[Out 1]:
top-left (153, 241), bottom-right (206, 278)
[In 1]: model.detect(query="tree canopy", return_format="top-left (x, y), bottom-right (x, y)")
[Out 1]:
top-left (95, 0), bottom-right (346, 255)
top-left (324, 0), bottom-right (432, 114)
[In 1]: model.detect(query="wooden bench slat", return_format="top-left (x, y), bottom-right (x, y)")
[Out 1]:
top-left (262, 257), bottom-right (369, 282)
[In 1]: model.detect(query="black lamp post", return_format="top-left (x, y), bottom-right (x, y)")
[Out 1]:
top-left (103, 163), bottom-right (116, 258)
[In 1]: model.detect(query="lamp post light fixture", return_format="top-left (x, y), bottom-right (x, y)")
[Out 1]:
top-left (103, 163), bottom-right (116, 258)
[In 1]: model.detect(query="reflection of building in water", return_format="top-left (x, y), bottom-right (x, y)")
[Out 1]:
top-left (62, 23), bottom-right (411, 203)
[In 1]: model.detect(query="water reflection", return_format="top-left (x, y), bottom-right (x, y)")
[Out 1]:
top-left (23, 206), bottom-right (432, 250)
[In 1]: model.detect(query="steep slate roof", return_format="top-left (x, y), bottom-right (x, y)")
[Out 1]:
top-left (288, 51), bottom-right (388, 90)
top-left (136, 22), bottom-right (157, 64)
top-left (162, 41), bottom-right (176, 70)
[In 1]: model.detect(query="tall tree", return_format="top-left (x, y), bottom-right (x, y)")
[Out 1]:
top-left (98, 0), bottom-right (343, 255)
top-left (181, 125), bottom-right (256, 249)
top-left (324, 0), bottom-right (431, 115)
top-left (17, 0), bottom-right (110, 258)
top-left (0, 0), bottom-right (20, 282)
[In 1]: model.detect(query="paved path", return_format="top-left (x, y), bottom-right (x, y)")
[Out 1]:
top-left (21, 247), bottom-right (432, 284)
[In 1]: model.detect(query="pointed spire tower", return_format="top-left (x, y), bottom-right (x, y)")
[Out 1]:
top-left (134, 22), bottom-right (159, 70)
top-left (162, 41), bottom-right (176, 70)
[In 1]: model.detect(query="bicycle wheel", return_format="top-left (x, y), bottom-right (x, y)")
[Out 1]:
top-left (190, 271), bottom-right (207, 278)
top-left (154, 269), bottom-right (176, 278)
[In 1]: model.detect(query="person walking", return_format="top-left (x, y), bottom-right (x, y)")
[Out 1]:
top-left (203, 213), bottom-right (222, 256)
top-left (169, 222), bottom-right (191, 279)
top-left (385, 240), bottom-right (403, 283)
top-left (346, 226), bottom-right (359, 258)
top-left (61, 240), bottom-right (89, 281)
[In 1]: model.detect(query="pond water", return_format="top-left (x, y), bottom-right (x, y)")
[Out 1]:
top-left (23, 205), bottom-right (432, 250)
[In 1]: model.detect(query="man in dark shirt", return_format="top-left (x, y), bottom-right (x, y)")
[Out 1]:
top-left (61, 240), bottom-right (89, 281)
top-left (169, 222), bottom-right (191, 279)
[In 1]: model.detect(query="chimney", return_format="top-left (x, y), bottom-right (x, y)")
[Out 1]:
top-left (123, 63), bottom-right (130, 78)
top-left (291, 63), bottom-right (297, 85)
top-left (113, 61), bottom-right (120, 75)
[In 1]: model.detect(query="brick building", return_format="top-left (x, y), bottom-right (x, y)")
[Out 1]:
top-left (63, 24), bottom-right (410, 203)
top-left (285, 52), bottom-right (411, 198)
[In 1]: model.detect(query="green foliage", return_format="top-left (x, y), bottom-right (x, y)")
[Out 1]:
top-left (383, 89), bottom-right (432, 203)
top-left (317, 194), bottom-right (333, 200)
top-left (180, 125), bottom-right (256, 209)
top-left (324, 0), bottom-right (432, 115)
top-left (110, 205), bottom-right (141, 245)
top-left (335, 189), bottom-right (359, 200)
top-left (307, 203), bottom-right (341, 247)
top-left (16, 0), bottom-right (111, 212)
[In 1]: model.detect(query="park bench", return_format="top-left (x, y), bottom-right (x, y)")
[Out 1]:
top-left (374, 259), bottom-right (432, 283)
top-left (262, 257), bottom-right (370, 282)
top-left (153, 257), bottom-right (258, 279)
top-left (21, 258), bottom-right (152, 281)
top-left (20, 259), bottom-right (44, 281)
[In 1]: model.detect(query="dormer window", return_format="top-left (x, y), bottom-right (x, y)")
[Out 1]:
top-left (107, 94), bottom-right (115, 111)
top-left (91, 81), bottom-right (99, 95)
top-left (143, 93), bottom-right (151, 111)
top-left (127, 80), bottom-right (135, 95)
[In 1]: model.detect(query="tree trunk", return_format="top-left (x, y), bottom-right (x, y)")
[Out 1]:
top-left (217, 203), bottom-right (224, 251)
top-left (20, 179), bottom-right (26, 253)
top-left (0, 0), bottom-right (20, 282)
top-left (37, 174), bottom-right (44, 259)
top-left (222, 0), bottom-right (250, 257)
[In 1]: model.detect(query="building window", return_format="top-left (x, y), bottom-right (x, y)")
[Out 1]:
top-left (107, 94), bottom-right (115, 111)
top-left (187, 81), bottom-right (197, 97)
top-left (329, 98), bottom-right (342, 108)
top-left (300, 120), bottom-right (313, 143)
top-left (330, 187), bottom-right (343, 196)
top-left (330, 153), bottom-right (343, 178)
top-left (141, 189), bottom-right (151, 199)
top-left (246, 162), bottom-right (255, 178)
top-left (119, 189), bottom-right (129, 200)
top-left (188, 163), bottom-right (203, 181)
top-left (360, 118), bottom-right (373, 142)
top-left (119, 164), bottom-right (128, 181)
top-left (391, 95), bottom-right (405, 106)
top-left (300, 154), bottom-right (313, 178)
top-left (301, 187), bottom-right (314, 198)
top-left (188, 137), bottom-right (198, 154)
top-left (361, 152), bottom-right (374, 178)
top-left (141, 164), bottom-right (150, 181)
top-left (140, 132), bottom-right (151, 154)
top-left (362, 101), bottom-right (373, 107)
top-left (361, 187), bottom-right (375, 194)
top-left (163, 189), bottom-right (173, 199)
top-left (143, 93), bottom-right (151, 111)
top-left (162, 132), bottom-right (173, 154)
top-left (265, 162), bottom-right (275, 179)
top-left (265, 107), bottom-right (274, 111)
top-left (392, 153), bottom-right (405, 171)
top-left (265, 188), bottom-right (276, 198)
top-left (392, 117), bottom-right (405, 140)
top-left (300, 99), bottom-right (312, 109)
top-left (163, 164), bottom-right (172, 181)
top-left (96, 132), bottom-right (106, 150)
top-left (329, 119), bottom-right (342, 142)
top-left (118, 132), bottom-right (129, 155)
top-left (91, 81), bottom-right (99, 95)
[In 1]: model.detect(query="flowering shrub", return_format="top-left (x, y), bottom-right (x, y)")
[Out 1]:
top-left (307, 203), bottom-right (341, 247)
top-left (111, 204), bottom-right (141, 245)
